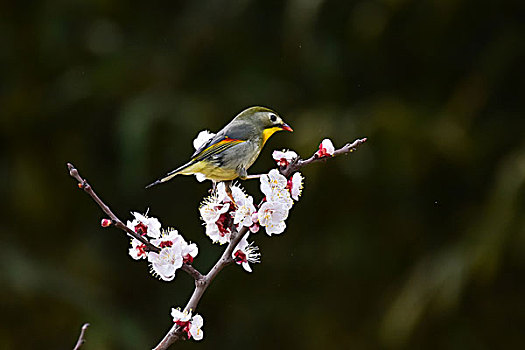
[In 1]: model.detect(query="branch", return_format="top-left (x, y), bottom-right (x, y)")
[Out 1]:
top-left (282, 137), bottom-right (367, 177)
top-left (66, 163), bottom-right (204, 280)
top-left (152, 136), bottom-right (367, 349)
top-left (72, 323), bottom-right (90, 350)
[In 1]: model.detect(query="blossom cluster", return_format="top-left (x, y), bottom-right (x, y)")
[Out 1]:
top-left (196, 147), bottom-right (304, 272)
top-left (126, 212), bottom-right (198, 281)
top-left (171, 308), bottom-right (204, 341)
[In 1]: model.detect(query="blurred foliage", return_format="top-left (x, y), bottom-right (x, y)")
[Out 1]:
top-left (1, 0), bottom-right (525, 349)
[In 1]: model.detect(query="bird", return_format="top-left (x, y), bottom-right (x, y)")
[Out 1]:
top-left (146, 106), bottom-right (293, 189)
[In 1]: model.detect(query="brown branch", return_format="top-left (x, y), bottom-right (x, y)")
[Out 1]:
top-left (282, 137), bottom-right (368, 177)
top-left (66, 163), bottom-right (204, 280)
top-left (152, 136), bottom-right (367, 349)
top-left (72, 323), bottom-right (90, 350)
top-left (153, 223), bottom-right (248, 349)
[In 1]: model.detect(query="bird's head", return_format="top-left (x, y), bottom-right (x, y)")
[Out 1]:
top-left (237, 106), bottom-right (293, 144)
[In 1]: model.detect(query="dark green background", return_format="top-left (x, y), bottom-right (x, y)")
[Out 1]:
top-left (2, 0), bottom-right (524, 349)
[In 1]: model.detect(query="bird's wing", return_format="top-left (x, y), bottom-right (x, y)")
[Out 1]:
top-left (191, 135), bottom-right (247, 162)
top-left (190, 121), bottom-right (253, 160)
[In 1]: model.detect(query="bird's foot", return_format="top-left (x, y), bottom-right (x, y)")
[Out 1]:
top-left (223, 181), bottom-right (238, 209)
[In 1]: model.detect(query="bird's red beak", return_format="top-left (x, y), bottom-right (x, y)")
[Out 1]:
top-left (280, 123), bottom-right (293, 132)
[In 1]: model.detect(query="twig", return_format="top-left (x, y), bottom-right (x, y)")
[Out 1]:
top-left (66, 163), bottom-right (204, 280)
top-left (282, 137), bottom-right (367, 177)
top-left (152, 137), bottom-right (367, 349)
top-left (72, 323), bottom-right (90, 350)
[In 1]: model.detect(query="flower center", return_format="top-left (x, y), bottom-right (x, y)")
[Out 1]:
top-left (160, 241), bottom-right (173, 248)
top-left (135, 222), bottom-right (148, 235)
top-left (137, 244), bottom-right (147, 257)
top-left (234, 250), bottom-right (247, 263)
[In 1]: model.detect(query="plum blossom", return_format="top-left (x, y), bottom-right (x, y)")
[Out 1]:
top-left (151, 229), bottom-right (199, 264)
top-left (147, 244), bottom-right (183, 281)
top-left (193, 130), bottom-right (215, 150)
top-left (200, 194), bottom-right (229, 224)
top-left (232, 233), bottom-right (261, 272)
top-left (126, 211), bottom-right (161, 239)
top-left (205, 223), bottom-right (232, 245)
top-left (266, 187), bottom-right (293, 210)
top-left (171, 308), bottom-right (204, 341)
top-left (129, 238), bottom-right (147, 260)
top-left (272, 149), bottom-right (298, 167)
top-left (192, 130), bottom-right (216, 182)
top-left (258, 201), bottom-right (288, 235)
top-left (287, 172), bottom-right (304, 201)
top-left (181, 240), bottom-right (199, 264)
top-left (316, 138), bottom-right (335, 158)
top-left (260, 169), bottom-right (293, 209)
top-left (233, 194), bottom-right (256, 228)
top-left (260, 169), bottom-right (288, 196)
top-left (200, 182), bottom-right (255, 244)
top-left (189, 314), bottom-right (204, 341)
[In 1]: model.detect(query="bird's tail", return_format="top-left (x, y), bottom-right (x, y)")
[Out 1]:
top-left (145, 160), bottom-right (196, 188)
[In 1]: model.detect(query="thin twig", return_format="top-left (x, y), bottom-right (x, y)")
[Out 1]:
top-left (282, 137), bottom-right (368, 177)
top-left (72, 323), bottom-right (90, 350)
top-left (152, 137), bottom-right (367, 349)
top-left (66, 163), bottom-right (204, 280)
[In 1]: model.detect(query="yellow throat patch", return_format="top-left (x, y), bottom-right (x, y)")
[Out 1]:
top-left (262, 126), bottom-right (282, 145)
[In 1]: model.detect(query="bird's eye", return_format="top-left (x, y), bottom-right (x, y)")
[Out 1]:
top-left (269, 114), bottom-right (277, 123)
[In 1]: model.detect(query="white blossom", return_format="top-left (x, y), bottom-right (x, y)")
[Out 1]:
top-left (192, 130), bottom-right (216, 182)
top-left (129, 238), bottom-right (147, 260)
top-left (193, 130), bottom-right (215, 150)
top-left (170, 308), bottom-right (204, 341)
top-left (150, 229), bottom-right (199, 264)
top-left (150, 228), bottom-right (182, 247)
top-left (272, 149), bottom-right (298, 167)
top-left (182, 241), bottom-right (199, 264)
top-left (266, 187), bottom-right (293, 210)
top-left (258, 201), bottom-right (288, 235)
top-left (200, 195), bottom-right (229, 224)
top-left (232, 233), bottom-right (261, 272)
top-left (194, 173), bottom-right (207, 182)
top-left (260, 169), bottom-right (288, 197)
top-left (147, 245), bottom-right (183, 281)
top-left (126, 211), bottom-right (161, 239)
top-left (171, 308), bottom-right (192, 323)
top-left (288, 172), bottom-right (304, 201)
top-left (189, 314), bottom-right (204, 341)
top-left (205, 223), bottom-right (231, 245)
top-left (316, 138), bottom-right (335, 157)
top-left (233, 195), bottom-right (256, 228)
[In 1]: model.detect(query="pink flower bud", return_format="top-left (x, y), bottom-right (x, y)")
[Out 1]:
top-left (249, 223), bottom-right (260, 233)
top-left (101, 218), bottom-right (112, 227)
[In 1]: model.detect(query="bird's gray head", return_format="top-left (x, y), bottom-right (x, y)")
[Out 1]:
top-left (235, 106), bottom-right (293, 135)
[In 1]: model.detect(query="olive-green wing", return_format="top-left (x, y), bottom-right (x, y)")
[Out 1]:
top-left (191, 136), bottom-right (246, 162)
